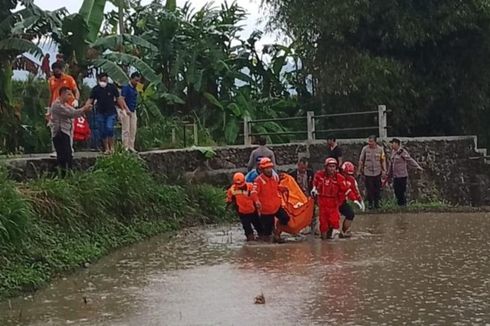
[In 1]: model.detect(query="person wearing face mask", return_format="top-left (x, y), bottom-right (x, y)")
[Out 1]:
top-left (120, 72), bottom-right (141, 152)
top-left (86, 73), bottom-right (130, 154)
top-left (47, 62), bottom-right (80, 157)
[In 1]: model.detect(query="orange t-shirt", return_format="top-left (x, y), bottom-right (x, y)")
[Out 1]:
top-left (226, 183), bottom-right (256, 215)
top-left (48, 74), bottom-right (77, 106)
top-left (252, 174), bottom-right (283, 215)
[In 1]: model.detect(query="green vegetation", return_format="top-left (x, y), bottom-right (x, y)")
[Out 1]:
top-left (265, 0), bottom-right (490, 147)
top-left (5, 0), bottom-right (490, 153)
top-left (0, 151), bottom-right (233, 299)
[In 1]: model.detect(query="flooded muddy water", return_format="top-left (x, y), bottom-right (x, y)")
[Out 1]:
top-left (1, 212), bottom-right (489, 325)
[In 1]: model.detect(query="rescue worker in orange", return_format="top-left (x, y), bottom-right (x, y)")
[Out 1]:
top-left (226, 172), bottom-right (263, 241)
top-left (339, 161), bottom-right (365, 238)
top-left (252, 157), bottom-right (290, 243)
top-left (311, 158), bottom-right (351, 240)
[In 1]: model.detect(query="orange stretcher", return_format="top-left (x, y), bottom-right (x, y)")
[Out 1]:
top-left (276, 173), bottom-right (315, 235)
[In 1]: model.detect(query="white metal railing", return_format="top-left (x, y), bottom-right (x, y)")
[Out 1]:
top-left (243, 105), bottom-right (388, 145)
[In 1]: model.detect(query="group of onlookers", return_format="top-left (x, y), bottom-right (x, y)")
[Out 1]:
top-left (46, 59), bottom-right (141, 169)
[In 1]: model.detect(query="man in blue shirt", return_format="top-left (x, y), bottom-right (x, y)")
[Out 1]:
top-left (120, 72), bottom-right (141, 152)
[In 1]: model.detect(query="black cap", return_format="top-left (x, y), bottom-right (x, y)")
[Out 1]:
top-left (390, 138), bottom-right (401, 144)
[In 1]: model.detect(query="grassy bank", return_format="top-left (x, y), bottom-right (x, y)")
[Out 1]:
top-left (0, 152), bottom-right (233, 300)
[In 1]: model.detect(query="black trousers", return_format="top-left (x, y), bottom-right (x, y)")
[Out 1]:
top-left (365, 175), bottom-right (382, 208)
top-left (339, 201), bottom-right (355, 220)
top-left (260, 207), bottom-right (290, 236)
top-left (53, 132), bottom-right (73, 170)
top-left (393, 177), bottom-right (408, 206)
top-left (239, 213), bottom-right (263, 236)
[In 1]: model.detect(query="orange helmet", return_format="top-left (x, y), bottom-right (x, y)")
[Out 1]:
top-left (259, 157), bottom-right (274, 169)
top-left (324, 157), bottom-right (338, 166)
top-left (341, 161), bottom-right (355, 175)
top-left (233, 172), bottom-right (245, 185)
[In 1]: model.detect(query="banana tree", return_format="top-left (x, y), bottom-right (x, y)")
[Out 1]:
top-left (0, 0), bottom-right (65, 153)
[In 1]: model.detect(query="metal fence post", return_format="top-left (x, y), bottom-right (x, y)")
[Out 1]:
top-left (378, 105), bottom-right (387, 139)
top-left (193, 123), bottom-right (198, 145)
top-left (307, 111), bottom-right (315, 142)
top-left (243, 116), bottom-right (252, 145)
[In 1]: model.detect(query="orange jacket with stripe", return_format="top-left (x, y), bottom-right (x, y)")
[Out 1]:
top-left (226, 183), bottom-right (256, 215)
top-left (251, 174), bottom-right (285, 215)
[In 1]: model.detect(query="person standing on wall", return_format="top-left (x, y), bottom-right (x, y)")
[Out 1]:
top-left (49, 87), bottom-right (92, 170)
top-left (47, 62), bottom-right (80, 157)
top-left (358, 135), bottom-right (386, 209)
top-left (120, 72), bottom-right (141, 153)
top-left (326, 134), bottom-right (343, 167)
top-left (247, 136), bottom-right (276, 171)
top-left (384, 138), bottom-right (424, 206)
top-left (85, 73), bottom-right (131, 154)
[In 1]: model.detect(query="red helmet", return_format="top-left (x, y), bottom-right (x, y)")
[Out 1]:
top-left (233, 172), bottom-right (245, 185)
top-left (324, 157), bottom-right (338, 166)
top-left (341, 161), bottom-right (356, 175)
top-left (259, 157), bottom-right (274, 169)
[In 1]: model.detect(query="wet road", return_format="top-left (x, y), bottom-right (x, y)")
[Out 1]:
top-left (1, 212), bottom-right (489, 325)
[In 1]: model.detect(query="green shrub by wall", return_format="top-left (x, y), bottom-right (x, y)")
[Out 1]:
top-left (0, 151), bottom-right (233, 300)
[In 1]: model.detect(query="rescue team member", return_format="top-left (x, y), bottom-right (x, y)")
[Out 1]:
top-left (358, 135), bottom-right (386, 210)
top-left (247, 137), bottom-right (276, 171)
top-left (47, 62), bottom-right (80, 157)
top-left (339, 161), bottom-right (365, 238)
top-left (326, 134), bottom-right (343, 167)
top-left (385, 138), bottom-right (424, 206)
top-left (85, 73), bottom-right (130, 154)
top-left (252, 158), bottom-right (290, 243)
top-left (311, 158), bottom-right (351, 240)
top-left (289, 157), bottom-right (317, 235)
top-left (226, 173), bottom-right (263, 241)
top-left (49, 87), bottom-right (92, 170)
top-left (246, 156), bottom-right (279, 183)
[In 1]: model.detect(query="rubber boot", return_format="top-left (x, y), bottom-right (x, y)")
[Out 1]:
top-left (326, 228), bottom-right (333, 239)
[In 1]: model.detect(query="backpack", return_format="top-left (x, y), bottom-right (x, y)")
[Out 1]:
top-left (73, 116), bottom-right (91, 142)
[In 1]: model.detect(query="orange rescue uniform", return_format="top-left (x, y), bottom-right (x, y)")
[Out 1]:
top-left (226, 183), bottom-right (256, 215)
top-left (313, 171), bottom-right (350, 232)
top-left (49, 74), bottom-right (78, 106)
top-left (251, 174), bottom-right (285, 215)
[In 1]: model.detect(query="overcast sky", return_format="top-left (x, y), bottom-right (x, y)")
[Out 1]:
top-left (34, 0), bottom-right (277, 44)
top-left (16, 1), bottom-right (279, 81)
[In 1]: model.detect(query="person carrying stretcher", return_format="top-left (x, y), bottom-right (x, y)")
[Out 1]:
top-left (311, 158), bottom-right (358, 240)
top-left (226, 172), bottom-right (263, 241)
top-left (251, 157), bottom-right (290, 243)
top-left (339, 161), bottom-right (365, 238)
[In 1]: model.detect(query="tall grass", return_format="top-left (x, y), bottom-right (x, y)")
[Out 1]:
top-left (0, 167), bottom-right (31, 243)
top-left (0, 151), bottom-right (233, 299)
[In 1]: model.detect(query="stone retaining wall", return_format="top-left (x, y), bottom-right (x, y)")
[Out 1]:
top-left (4, 136), bottom-right (489, 206)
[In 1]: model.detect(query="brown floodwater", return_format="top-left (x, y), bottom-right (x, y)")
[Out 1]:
top-left (1, 212), bottom-right (489, 325)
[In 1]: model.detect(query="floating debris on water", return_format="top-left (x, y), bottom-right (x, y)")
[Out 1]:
top-left (254, 293), bottom-right (265, 304)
